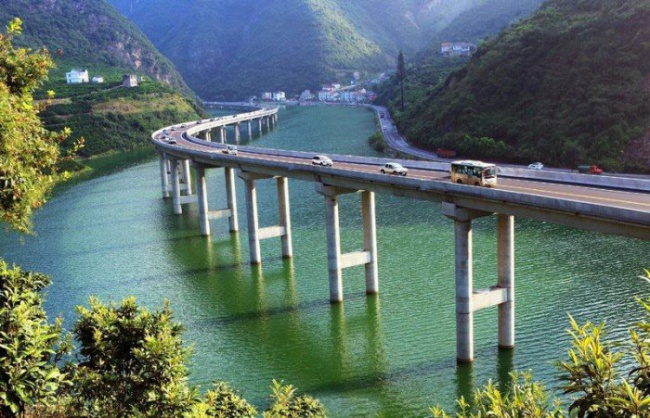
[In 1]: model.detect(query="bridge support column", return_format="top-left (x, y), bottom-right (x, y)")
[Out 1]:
top-left (443, 202), bottom-right (494, 363)
top-left (220, 127), bottom-right (226, 143)
top-left (258, 118), bottom-right (263, 133)
top-left (277, 177), bottom-right (293, 258)
top-left (235, 123), bottom-right (241, 143)
top-left (362, 191), bottom-right (379, 294)
top-left (159, 152), bottom-right (170, 199)
top-left (498, 214), bottom-right (515, 348)
top-left (225, 167), bottom-right (239, 232)
top-left (238, 171), bottom-right (293, 264)
top-left (170, 159), bottom-right (182, 215)
top-left (205, 130), bottom-right (211, 142)
top-left (317, 184), bottom-right (378, 303)
top-left (247, 121), bottom-right (252, 139)
top-left (195, 164), bottom-right (210, 236)
top-left (181, 159), bottom-right (192, 194)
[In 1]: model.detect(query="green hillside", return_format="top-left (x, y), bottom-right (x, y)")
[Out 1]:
top-left (0, 0), bottom-right (202, 158)
top-left (108, 0), bottom-right (542, 100)
top-left (397, 0), bottom-right (650, 172)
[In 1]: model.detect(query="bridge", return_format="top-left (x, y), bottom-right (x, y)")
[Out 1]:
top-left (152, 105), bottom-right (650, 363)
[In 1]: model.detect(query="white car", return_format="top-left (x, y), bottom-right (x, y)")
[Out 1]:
top-left (311, 155), bottom-right (333, 167)
top-left (381, 162), bottom-right (408, 176)
top-left (222, 145), bottom-right (238, 155)
top-left (166, 137), bottom-right (177, 145)
top-left (528, 162), bottom-right (544, 170)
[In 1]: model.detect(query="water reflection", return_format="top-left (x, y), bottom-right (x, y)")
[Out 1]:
top-left (497, 347), bottom-right (515, 391)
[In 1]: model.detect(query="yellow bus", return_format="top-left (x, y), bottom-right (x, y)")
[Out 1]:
top-left (450, 160), bottom-right (497, 187)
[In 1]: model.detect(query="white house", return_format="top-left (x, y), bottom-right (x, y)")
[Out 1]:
top-left (66, 69), bottom-right (89, 84)
top-left (261, 92), bottom-right (273, 101)
top-left (272, 91), bottom-right (286, 101)
top-left (122, 74), bottom-right (138, 88)
top-left (91, 76), bottom-right (104, 84)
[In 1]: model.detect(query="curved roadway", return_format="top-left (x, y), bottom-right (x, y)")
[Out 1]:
top-left (152, 108), bottom-right (650, 241)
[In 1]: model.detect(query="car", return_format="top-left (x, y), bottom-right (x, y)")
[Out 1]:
top-left (311, 155), bottom-right (333, 167)
top-left (222, 145), bottom-right (238, 155)
top-left (180, 124), bottom-right (186, 128)
top-left (166, 138), bottom-right (177, 144)
top-left (528, 162), bottom-right (544, 170)
top-left (381, 162), bottom-right (408, 176)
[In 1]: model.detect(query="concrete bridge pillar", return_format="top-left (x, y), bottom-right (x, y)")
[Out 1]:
top-left (258, 118), bottom-right (263, 133)
top-left (362, 191), bottom-right (379, 294)
top-left (181, 159), bottom-right (192, 194)
top-left (247, 121), bottom-right (253, 139)
top-left (225, 167), bottom-right (239, 232)
top-left (238, 171), bottom-right (294, 264)
top-left (317, 184), bottom-right (378, 303)
top-left (277, 176), bottom-right (293, 258)
top-left (219, 127), bottom-right (226, 143)
top-left (443, 202), bottom-right (505, 363)
top-left (235, 123), bottom-right (241, 143)
top-left (170, 158), bottom-right (182, 215)
top-left (205, 130), bottom-right (211, 142)
top-left (497, 214), bottom-right (515, 348)
top-left (195, 163), bottom-right (210, 236)
top-left (159, 152), bottom-right (170, 199)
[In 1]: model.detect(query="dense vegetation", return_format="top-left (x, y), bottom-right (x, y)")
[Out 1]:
top-left (39, 78), bottom-right (200, 156)
top-left (393, 0), bottom-right (650, 172)
top-left (0, 1), bottom-right (203, 160)
top-left (0, 0), bottom-right (192, 95)
top-left (108, 0), bottom-right (542, 99)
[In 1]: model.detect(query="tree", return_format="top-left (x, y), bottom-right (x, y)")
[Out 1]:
top-left (188, 382), bottom-right (257, 418)
top-left (263, 380), bottom-right (326, 418)
top-left (0, 17), bottom-right (69, 234)
top-left (72, 297), bottom-right (198, 417)
top-left (396, 50), bottom-right (406, 111)
top-left (0, 260), bottom-right (71, 418)
top-left (0, 18), bottom-right (73, 418)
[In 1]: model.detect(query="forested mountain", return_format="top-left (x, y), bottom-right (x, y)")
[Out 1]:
top-left (0, 0), bottom-right (202, 158)
top-left (0, 0), bottom-right (192, 94)
top-left (108, 0), bottom-right (542, 100)
top-left (396, 0), bottom-right (650, 172)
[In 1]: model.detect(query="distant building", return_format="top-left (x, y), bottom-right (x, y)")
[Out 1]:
top-left (66, 69), bottom-right (89, 84)
top-left (261, 92), bottom-right (273, 101)
top-left (353, 71), bottom-right (360, 80)
top-left (272, 91), bottom-right (286, 101)
top-left (122, 74), bottom-right (138, 88)
top-left (441, 42), bottom-right (476, 57)
top-left (91, 76), bottom-right (104, 84)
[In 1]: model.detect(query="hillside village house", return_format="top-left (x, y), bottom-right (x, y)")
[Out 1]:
top-left (122, 74), bottom-right (138, 87)
top-left (66, 69), bottom-right (89, 84)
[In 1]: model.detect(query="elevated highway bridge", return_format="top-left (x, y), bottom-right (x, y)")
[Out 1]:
top-left (152, 105), bottom-right (650, 363)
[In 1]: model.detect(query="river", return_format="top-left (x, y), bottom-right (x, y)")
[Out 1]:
top-left (1, 105), bottom-right (649, 417)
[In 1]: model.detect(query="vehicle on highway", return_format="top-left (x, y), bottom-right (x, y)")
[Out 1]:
top-left (450, 160), bottom-right (497, 187)
top-left (380, 162), bottom-right (408, 176)
top-left (311, 155), bottom-right (333, 167)
top-left (577, 164), bottom-right (603, 175)
top-left (222, 145), bottom-right (238, 155)
top-left (528, 162), bottom-right (544, 170)
top-left (166, 137), bottom-right (177, 145)
top-left (180, 124), bottom-right (186, 128)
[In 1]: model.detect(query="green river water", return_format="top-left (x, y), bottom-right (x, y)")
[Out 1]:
top-left (1, 105), bottom-right (649, 417)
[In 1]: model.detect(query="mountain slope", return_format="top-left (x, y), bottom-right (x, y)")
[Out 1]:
top-left (108, 0), bottom-right (542, 99)
top-left (0, 0), bottom-right (202, 157)
top-left (0, 0), bottom-right (192, 95)
top-left (399, 0), bottom-right (650, 171)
